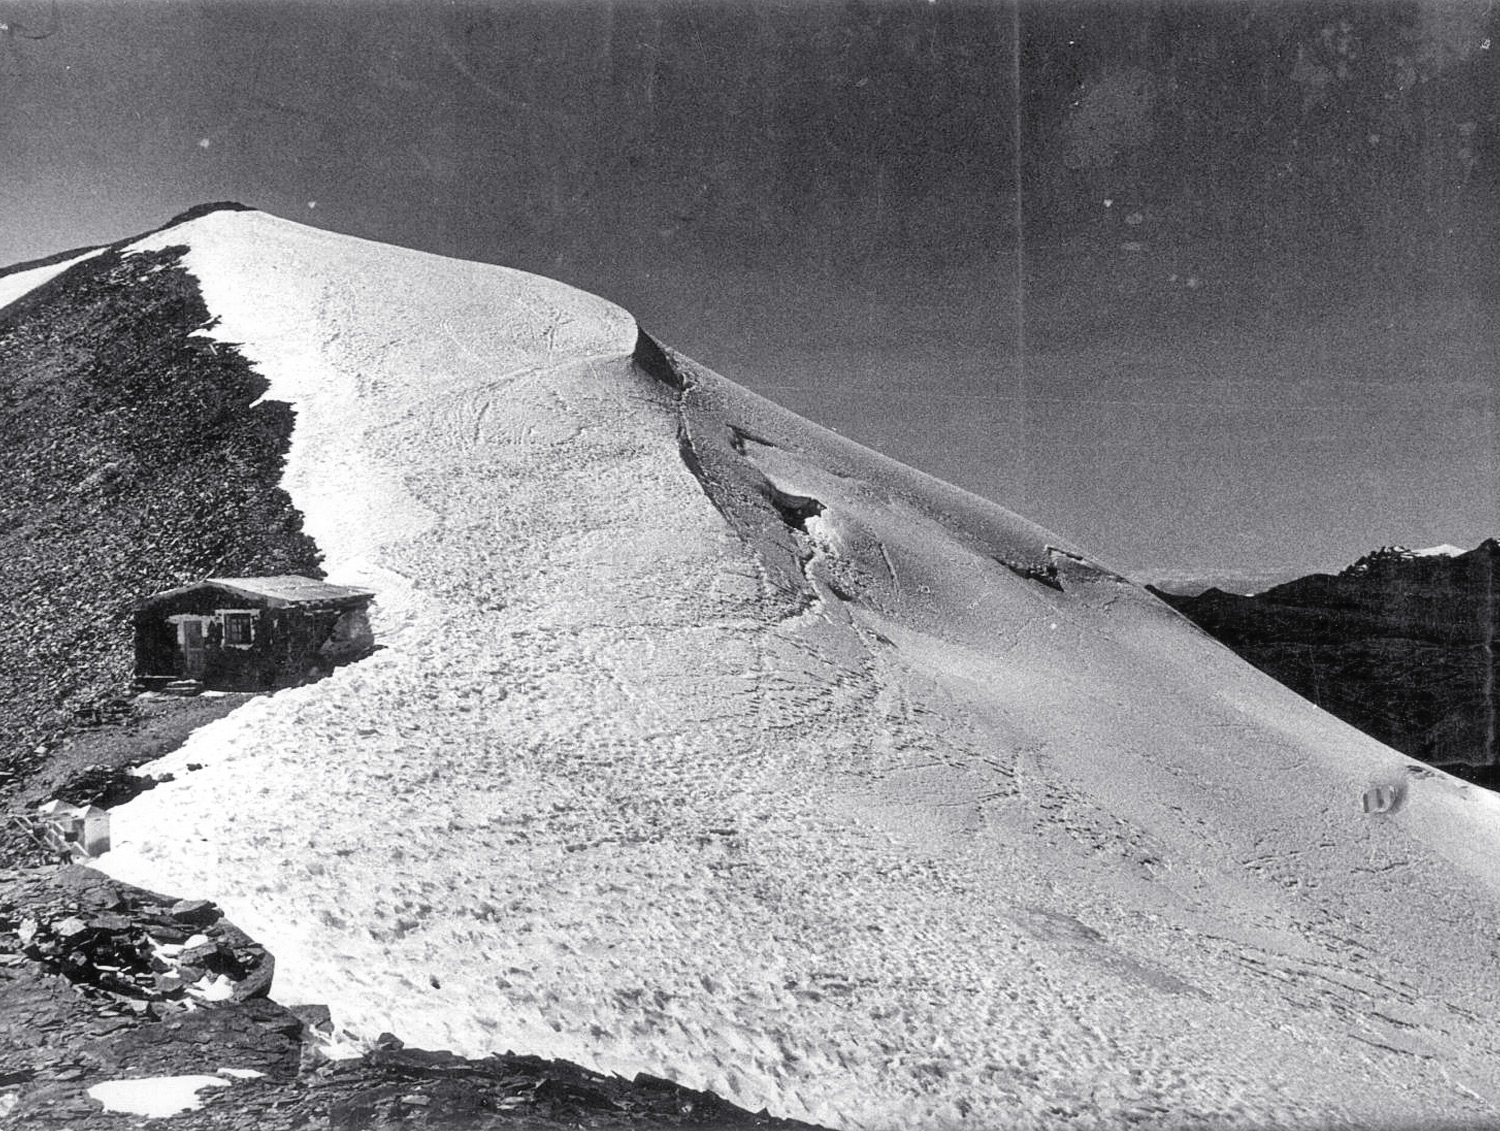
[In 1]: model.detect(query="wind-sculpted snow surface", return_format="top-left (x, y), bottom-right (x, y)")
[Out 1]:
top-left (95, 210), bottom-right (1500, 1130)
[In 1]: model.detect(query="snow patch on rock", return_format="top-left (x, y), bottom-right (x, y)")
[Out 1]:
top-left (88, 1075), bottom-right (230, 1117)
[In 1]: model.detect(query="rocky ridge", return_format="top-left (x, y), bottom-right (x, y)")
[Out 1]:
top-left (1154, 539), bottom-right (1500, 786)
top-left (0, 207), bottom-right (321, 792)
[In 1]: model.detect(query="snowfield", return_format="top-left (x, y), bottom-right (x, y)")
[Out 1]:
top-left (71, 209), bottom-right (1500, 1129)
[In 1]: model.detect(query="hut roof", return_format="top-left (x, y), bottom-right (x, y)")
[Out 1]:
top-left (143, 575), bottom-right (375, 609)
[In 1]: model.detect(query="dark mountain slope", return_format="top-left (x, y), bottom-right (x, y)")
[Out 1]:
top-left (1155, 542), bottom-right (1500, 785)
top-left (0, 237), bottom-right (321, 790)
top-left (0, 243), bottom-right (105, 281)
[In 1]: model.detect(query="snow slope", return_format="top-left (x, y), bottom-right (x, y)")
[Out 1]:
top-left (91, 209), bottom-right (1500, 1130)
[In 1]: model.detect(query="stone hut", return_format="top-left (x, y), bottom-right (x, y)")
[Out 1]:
top-left (134, 575), bottom-right (375, 691)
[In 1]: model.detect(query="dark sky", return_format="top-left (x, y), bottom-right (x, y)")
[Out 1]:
top-left (2, 0), bottom-right (1496, 586)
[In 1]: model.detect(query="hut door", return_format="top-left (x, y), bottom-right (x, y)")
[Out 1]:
top-left (181, 620), bottom-right (206, 678)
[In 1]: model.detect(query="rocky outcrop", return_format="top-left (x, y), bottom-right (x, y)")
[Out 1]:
top-left (1155, 541), bottom-right (1500, 785)
top-left (0, 234), bottom-right (321, 793)
top-left (0, 864), bottom-right (303, 1126)
top-left (0, 866), bottom-right (829, 1131)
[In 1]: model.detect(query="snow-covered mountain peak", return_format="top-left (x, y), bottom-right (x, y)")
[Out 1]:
top-left (119, 207), bottom-right (637, 611)
top-left (1337, 539), bottom-right (1495, 578)
top-left (49, 208), bottom-right (1500, 1130)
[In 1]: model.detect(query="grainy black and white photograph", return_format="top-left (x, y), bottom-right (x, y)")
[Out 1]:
top-left (0, 1), bottom-right (1497, 1127)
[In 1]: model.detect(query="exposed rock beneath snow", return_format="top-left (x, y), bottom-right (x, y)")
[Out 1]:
top-left (51, 762), bottom-right (169, 809)
top-left (320, 1046), bottom-right (827, 1131)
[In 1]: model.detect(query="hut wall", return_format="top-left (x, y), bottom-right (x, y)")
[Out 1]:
top-left (134, 590), bottom-right (275, 689)
top-left (135, 588), bottom-right (373, 690)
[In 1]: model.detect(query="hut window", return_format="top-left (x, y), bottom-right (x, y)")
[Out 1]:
top-left (223, 612), bottom-right (254, 647)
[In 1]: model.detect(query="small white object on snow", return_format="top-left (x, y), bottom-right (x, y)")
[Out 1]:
top-left (82, 807), bottom-right (111, 856)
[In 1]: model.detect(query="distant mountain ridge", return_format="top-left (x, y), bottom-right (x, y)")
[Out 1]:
top-left (1141, 565), bottom-right (1308, 598)
top-left (1155, 539), bottom-right (1500, 784)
